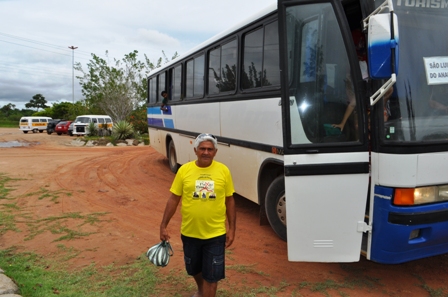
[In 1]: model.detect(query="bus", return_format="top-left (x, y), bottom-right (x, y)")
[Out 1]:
top-left (146, 0), bottom-right (448, 264)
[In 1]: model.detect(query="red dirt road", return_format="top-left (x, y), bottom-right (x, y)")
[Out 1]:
top-left (1, 127), bottom-right (447, 296)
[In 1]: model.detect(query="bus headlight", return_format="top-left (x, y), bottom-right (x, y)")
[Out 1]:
top-left (394, 185), bottom-right (448, 205)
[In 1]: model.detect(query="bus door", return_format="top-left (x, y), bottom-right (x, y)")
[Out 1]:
top-left (278, 0), bottom-right (370, 262)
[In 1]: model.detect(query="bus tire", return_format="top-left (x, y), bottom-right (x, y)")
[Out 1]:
top-left (23, 131), bottom-right (28, 134)
top-left (168, 140), bottom-right (180, 173)
top-left (265, 176), bottom-right (287, 241)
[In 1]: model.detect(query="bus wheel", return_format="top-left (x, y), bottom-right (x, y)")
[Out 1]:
top-left (265, 176), bottom-right (287, 241)
top-left (168, 140), bottom-right (180, 173)
top-left (23, 131), bottom-right (28, 134)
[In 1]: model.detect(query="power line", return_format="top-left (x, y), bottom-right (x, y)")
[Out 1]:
top-left (0, 63), bottom-right (74, 79)
top-left (0, 31), bottom-right (93, 57)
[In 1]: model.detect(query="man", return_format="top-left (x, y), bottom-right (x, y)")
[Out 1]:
top-left (160, 133), bottom-right (236, 297)
top-left (160, 91), bottom-right (169, 111)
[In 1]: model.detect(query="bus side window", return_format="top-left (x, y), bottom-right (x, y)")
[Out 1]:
top-left (158, 72), bottom-right (166, 101)
top-left (149, 77), bottom-right (157, 103)
top-left (186, 55), bottom-right (205, 99)
top-left (172, 64), bottom-right (182, 100)
top-left (241, 21), bottom-right (280, 90)
top-left (208, 39), bottom-right (237, 95)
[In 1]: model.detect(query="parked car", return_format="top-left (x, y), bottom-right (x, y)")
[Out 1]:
top-left (55, 121), bottom-right (73, 135)
top-left (47, 119), bottom-right (63, 135)
top-left (68, 122), bottom-right (74, 136)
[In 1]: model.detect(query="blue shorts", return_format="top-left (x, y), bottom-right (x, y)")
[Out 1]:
top-left (181, 234), bottom-right (226, 283)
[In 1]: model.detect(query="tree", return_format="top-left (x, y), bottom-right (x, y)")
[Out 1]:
top-left (75, 50), bottom-right (177, 122)
top-left (51, 102), bottom-right (73, 119)
top-left (0, 103), bottom-right (16, 117)
top-left (75, 50), bottom-right (166, 122)
top-left (25, 94), bottom-right (48, 111)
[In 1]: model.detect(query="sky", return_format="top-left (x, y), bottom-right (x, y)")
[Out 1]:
top-left (0, 0), bottom-right (276, 110)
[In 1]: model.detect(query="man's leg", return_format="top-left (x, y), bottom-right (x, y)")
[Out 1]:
top-left (201, 234), bottom-right (225, 297)
top-left (201, 279), bottom-right (218, 297)
top-left (192, 273), bottom-right (203, 297)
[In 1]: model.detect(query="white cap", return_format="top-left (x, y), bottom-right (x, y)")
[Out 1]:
top-left (194, 133), bottom-right (217, 149)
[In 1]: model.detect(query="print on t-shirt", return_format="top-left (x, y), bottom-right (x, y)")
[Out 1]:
top-left (193, 180), bottom-right (216, 200)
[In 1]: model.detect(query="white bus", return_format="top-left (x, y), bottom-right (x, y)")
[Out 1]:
top-left (72, 115), bottom-right (113, 136)
top-left (147, 0), bottom-right (448, 264)
top-left (19, 116), bottom-right (52, 133)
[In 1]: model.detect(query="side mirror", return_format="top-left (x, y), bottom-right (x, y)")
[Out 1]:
top-left (367, 12), bottom-right (399, 79)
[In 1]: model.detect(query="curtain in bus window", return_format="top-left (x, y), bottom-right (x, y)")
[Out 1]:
top-left (286, 3), bottom-right (359, 145)
top-left (194, 55), bottom-right (204, 97)
top-left (173, 65), bottom-right (182, 100)
top-left (220, 40), bottom-right (237, 92)
top-left (208, 48), bottom-right (221, 95)
top-left (263, 21), bottom-right (280, 87)
top-left (242, 28), bottom-right (263, 89)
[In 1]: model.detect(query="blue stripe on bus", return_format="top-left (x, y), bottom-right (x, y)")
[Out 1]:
top-left (147, 106), bottom-right (172, 115)
top-left (148, 118), bottom-right (164, 127)
top-left (147, 106), bottom-right (174, 128)
top-left (163, 119), bottom-right (174, 129)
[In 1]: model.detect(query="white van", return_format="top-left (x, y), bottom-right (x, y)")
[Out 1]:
top-left (72, 115), bottom-right (113, 136)
top-left (19, 116), bottom-right (52, 133)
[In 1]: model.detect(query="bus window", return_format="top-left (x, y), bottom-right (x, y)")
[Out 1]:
top-left (286, 3), bottom-right (359, 144)
top-left (208, 47), bottom-right (221, 95)
top-left (242, 27), bottom-right (263, 89)
top-left (186, 55), bottom-right (205, 99)
top-left (221, 40), bottom-right (237, 92)
top-left (149, 77), bottom-right (157, 103)
top-left (158, 72), bottom-right (166, 99)
top-left (208, 39), bottom-right (237, 94)
top-left (172, 64), bottom-right (182, 100)
top-left (242, 21), bottom-right (280, 90)
top-left (263, 21), bottom-right (280, 87)
top-left (194, 55), bottom-right (205, 97)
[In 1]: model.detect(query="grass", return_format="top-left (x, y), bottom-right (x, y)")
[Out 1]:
top-left (0, 248), bottom-right (159, 297)
top-left (0, 120), bottom-right (17, 127)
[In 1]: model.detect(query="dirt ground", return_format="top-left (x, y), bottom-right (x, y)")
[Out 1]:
top-left (1, 127), bottom-right (448, 297)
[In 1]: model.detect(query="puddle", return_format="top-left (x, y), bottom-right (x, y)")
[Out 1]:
top-left (0, 141), bottom-right (33, 148)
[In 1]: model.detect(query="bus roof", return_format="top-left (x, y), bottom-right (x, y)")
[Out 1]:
top-left (148, 3), bottom-right (277, 77)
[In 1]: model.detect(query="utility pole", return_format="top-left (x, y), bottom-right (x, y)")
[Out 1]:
top-left (68, 46), bottom-right (78, 104)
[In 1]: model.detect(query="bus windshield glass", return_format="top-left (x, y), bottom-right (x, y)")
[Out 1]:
top-left (286, 3), bottom-right (361, 145)
top-left (383, 3), bottom-right (448, 143)
top-left (75, 117), bottom-right (91, 123)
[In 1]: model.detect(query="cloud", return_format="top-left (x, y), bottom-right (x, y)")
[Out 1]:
top-left (0, 0), bottom-right (276, 110)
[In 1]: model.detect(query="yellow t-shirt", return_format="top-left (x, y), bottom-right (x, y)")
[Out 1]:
top-left (170, 160), bottom-right (235, 239)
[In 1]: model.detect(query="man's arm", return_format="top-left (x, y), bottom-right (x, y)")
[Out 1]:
top-left (160, 193), bottom-right (181, 241)
top-left (225, 195), bottom-right (236, 248)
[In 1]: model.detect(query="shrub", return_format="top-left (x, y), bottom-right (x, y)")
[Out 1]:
top-left (87, 122), bottom-right (98, 136)
top-left (112, 121), bottom-right (134, 140)
top-left (128, 108), bottom-right (148, 135)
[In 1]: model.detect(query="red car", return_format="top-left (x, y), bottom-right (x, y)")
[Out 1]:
top-left (55, 121), bottom-right (73, 135)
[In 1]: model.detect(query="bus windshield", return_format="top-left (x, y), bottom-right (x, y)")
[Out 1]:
top-left (75, 117), bottom-right (91, 123)
top-left (383, 3), bottom-right (448, 143)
